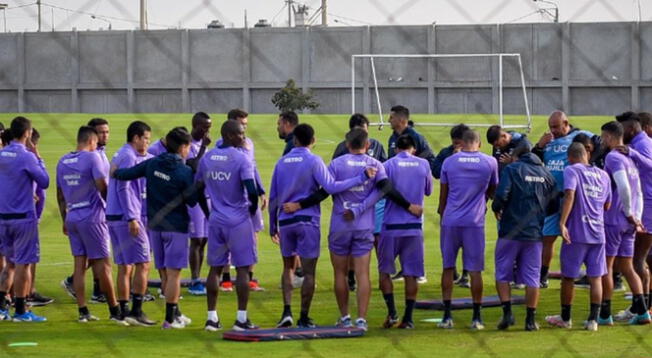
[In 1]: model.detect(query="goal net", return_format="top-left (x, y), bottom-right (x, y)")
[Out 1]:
top-left (351, 53), bottom-right (532, 132)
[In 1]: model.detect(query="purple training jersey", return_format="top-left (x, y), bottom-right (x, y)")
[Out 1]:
top-left (440, 151), bottom-right (498, 227)
top-left (631, 131), bottom-right (652, 205)
top-left (268, 147), bottom-right (368, 235)
top-left (197, 146), bottom-right (255, 226)
top-left (106, 143), bottom-right (152, 221)
top-left (147, 140), bottom-right (167, 156)
top-left (328, 153), bottom-right (387, 233)
top-left (563, 163), bottom-right (612, 244)
top-left (0, 142), bottom-right (49, 218)
top-left (56, 150), bottom-right (107, 222)
top-left (96, 146), bottom-right (110, 178)
top-left (604, 150), bottom-right (643, 229)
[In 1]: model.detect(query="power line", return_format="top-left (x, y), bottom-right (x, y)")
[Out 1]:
top-left (38, 2), bottom-right (172, 28)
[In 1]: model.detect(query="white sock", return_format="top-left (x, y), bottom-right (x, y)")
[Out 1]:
top-left (207, 310), bottom-right (218, 322)
top-left (237, 310), bottom-right (247, 322)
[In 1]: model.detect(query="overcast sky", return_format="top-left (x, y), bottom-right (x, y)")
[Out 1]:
top-left (2, 0), bottom-right (650, 32)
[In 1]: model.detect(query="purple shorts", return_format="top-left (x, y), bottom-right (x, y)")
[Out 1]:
top-left (643, 205), bottom-right (652, 235)
top-left (208, 219), bottom-right (257, 268)
top-left (149, 230), bottom-right (189, 270)
top-left (108, 221), bottom-right (150, 265)
top-left (328, 230), bottom-right (374, 257)
top-left (605, 225), bottom-right (635, 258)
top-left (188, 205), bottom-right (207, 239)
top-left (252, 208), bottom-right (264, 233)
top-left (378, 231), bottom-right (424, 278)
top-left (67, 220), bottom-right (110, 260)
top-left (0, 219), bottom-right (39, 264)
top-left (280, 223), bottom-right (320, 259)
top-left (560, 242), bottom-right (606, 278)
top-left (494, 239), bottom-right (542, 288)
top-left (440, 226), bottom-right (485, 272)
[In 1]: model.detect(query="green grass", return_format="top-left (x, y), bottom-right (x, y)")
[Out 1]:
top-left (0, 112), bottom-right (649, 358)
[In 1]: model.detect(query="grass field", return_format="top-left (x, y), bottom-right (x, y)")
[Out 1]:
top-left (0, 112), bottom-right (649, 358)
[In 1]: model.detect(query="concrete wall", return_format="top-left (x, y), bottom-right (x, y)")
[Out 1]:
top-left (0, 22), bottom-right (650, 115)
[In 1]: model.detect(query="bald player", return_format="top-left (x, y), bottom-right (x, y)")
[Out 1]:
top-left (532, 111), bottom-right (596, 288)
top-left (438, 130), bottom-right (498, 330)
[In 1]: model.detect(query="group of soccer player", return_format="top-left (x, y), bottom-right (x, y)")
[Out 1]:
top-left (1, 105), bottom-right (652, 333)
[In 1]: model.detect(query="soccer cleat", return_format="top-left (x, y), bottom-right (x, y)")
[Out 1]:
top-left (249, 280), bottom-right (265, 292)
top-left (12, 311), bottom-right (47, 322)
top-left (525, 321), bottom-right (540, 331)
top-left (78, 313), bottom-right (100, 323)
top-left (143, 290), bottom-right (156, 302)
top-left (90, 293), bottom-right (107, 304)
top-left (276, 314), bottom-right (294, 328)
top-left (161, 318), bottom-right (186, 329)
top-left (573, 275), bottom-right (590, 289)
top-left (391, 271), bottom-right (404, 282)
top-left (348, 275), bottom-right (356, 292)
top-left (545, 315), bottom-right (572, 328)
top-left (355, 318), bottom-right (368, 331)
top-left (614, 308), bottom-right (636, 322)
top-left (509, 282), bottom-right (525, 290)
top-left (417, 276), bottom-right (428, 284)
top-left (336, 315), bottom-right (353, 328)
top-left (584, 320), bottom-right (598, 331)
top-left (539, 279), bottom-right (549, 289)
top-left (60, 279), bottom-right (76, 299)
top-left (204, 319), bottom-right (222, 332)
top-left (398, 321), bottom-right (415, 329)
top-left (219, 281), bottom-right (234, 292)
top-left (125, 313), bottom-right (156, 327)
top-left (232, 319), bottom-right (259, 331)
top-left (109, 314), bottom-right (130, 326)
top-left (188, 281), bottom-right (207, 296)
top-left (628, 312), bottom-right (652, 325)
top-left (497, 313), bottom-right (515, 330)
top-left (470, 319), bottom-right (485, 330)
top-left (292, 275), bottom-right (304, 289)
top-left (382, 315), bottom-right (399, 328)
top-left (597, 316), bottom-right (614, 326)
top-left (437, 318), bottom-right (454, 329)
top-left (176, 314), bottom-right (192, 326)
top-left (297, 317), bottom-right (316, 328)
top-left (0, 309), bottom-right (11, 321)
top-left (27, 292), bottom-right (54, 307)
top-left (456, 275), bottom-right (470, 288)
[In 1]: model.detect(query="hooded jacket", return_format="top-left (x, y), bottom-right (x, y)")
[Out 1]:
top-left (492, 152), bottom-right (559, 241)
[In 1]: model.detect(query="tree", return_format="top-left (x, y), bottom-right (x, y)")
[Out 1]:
top-left (271, 79), bottom-right (319, 113)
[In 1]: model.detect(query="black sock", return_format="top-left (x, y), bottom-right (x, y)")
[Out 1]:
top-left (0, 291), bottom-right (6, 310)
top-left (648, 293), bottom-right (652, 310)
top-left (283, 304), bottom-right (292, 317)
top-left (588, 303), bottom-right (600, 321)
top-left (644, 294), bottom-right (649, 309)
top-left (15, 297), bottom-right (26, 315)
top-left (561, 304), bottom-right (571, 322)
top-left (222, 272), bottom-right (231, 282)
top-left (383, 293), bottom-right (397, 318)
top-left (600, 300), bottom-right (611, 319)
top-left (249, 271), bottom-right (254, 281)
top-left (348, 270), bottom-right (355, 282)
top-left (403, 299), bottom-right (415, 323)
top-left (462, 270), bottom-right (469, 278)
top-left (501, 301), bottom-right (512, 316)
top-left (300, 310), bottom-right (309, 321)
top-left (131, 294), bottom-right (143, 315)
top-left (119, 300), bottom-right (129, 316)
top-left (93, 279), bottom-right (101, 296)
top-left (295, 266), bottom-right (304, 278)
top-left (443, 300), bottom-right (452, 320)
top-left (540, 266), bottom-right (549, 281)
top-left (79, 306), bottom-right (90, 316)
top-left (633, 294), bottom-right (647, 315)
top-left (472, 303), bottom-right (482, 321)
top-left (109, 305), bottom-right (119, 317)
top-left (526, 307), bottom-right (536, 324)
top-left (66, 275), bottom-right (73, 285)
top-left (165, 303), bottom-right (177, 323)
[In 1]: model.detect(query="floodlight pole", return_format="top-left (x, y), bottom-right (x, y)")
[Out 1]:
top-left (140, 0), bottom-right (147, 30)
top-left (37, 0), bottom-right (41, 32)
top-left (0, 4), bottom-right (7, 33)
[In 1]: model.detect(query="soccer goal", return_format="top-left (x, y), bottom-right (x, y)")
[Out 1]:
top-left (351, 53), bottom-right (532, 132)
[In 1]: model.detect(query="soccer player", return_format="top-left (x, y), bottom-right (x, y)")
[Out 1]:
top-left (332, 113), bottom-right (387, 292)
top-left (0, 116), bottom-right (49, 322)
top-left (532, 111), bottom-right (596, 288)
top-left (377, 135), bottom-right (432, 329)
top-left (270, 124), bottom-right (375, 328)
top-left (277, 111), bottom-right (299, 156)
top-left (614, 111), bottom-right (652, 319)
top-left (113, 127), bottom-right (200, 329)
top-left (492, 145), bottom-right (557, 331)
top-left (545, 143), bottom-right (611, 331)
top-left (61, 117), bottom-right (111, 303)
top-left (599, 121), bottom-right (650, 325)
top-left (640, 112), bottom-right (652, 138)
top-left (438, 130), bottom-right (498, 330)
top-left (56, 125), bottom-right (123, 323)
top-left (486, 125), bottom-right (532, 172)
top-left (387, 105), bottom-right (437, 174)
top-left (106, 121), bottom-right (155, 326)
top-left (196, 120), bottom-right (259, 331)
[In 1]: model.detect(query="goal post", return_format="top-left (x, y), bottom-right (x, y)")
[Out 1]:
top-left (351, 53), bottom-right (532, 132)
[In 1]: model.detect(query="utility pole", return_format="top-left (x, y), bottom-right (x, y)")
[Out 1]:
top-left (140, 0), bottom-right (147, 30)
top-left (286, 0), bottom-right (293, 27)
top-left (0, 4), bottom-right (7, 33)
top-left (37, 0), bottom-right (41, 32)
top-left (321, 0), bottom-right (327, 26)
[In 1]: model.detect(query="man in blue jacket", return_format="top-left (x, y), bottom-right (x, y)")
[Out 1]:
top-left (388, 105), bottom-right (437, 175)
top-left (492, 146), bottom-right (558, 331)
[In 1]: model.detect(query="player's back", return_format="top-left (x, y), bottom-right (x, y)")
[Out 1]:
top-left (441, 151), bottom-right (498, 227)
top-left (383, 151), bottom-right (431, 225)
top-left (199, 146), bottom-right (253, 225)
top-left (0, 142), bottom-right (48, 217)
top-left (565, 163), bottom-right (611, 243)
top-left (604, 150), bottom-right (642, 228)
top-left (106, 143), bottom-right (151, 218)
top-left (56, 150), bottom-right (106, 222)
top-left (272, 147), bottom-right (323, 220)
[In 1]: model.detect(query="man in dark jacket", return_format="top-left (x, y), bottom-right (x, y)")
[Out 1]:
top-left (492, 147), bottom-right (558, 331)
top-left (433, 124), bottom-right (469, 180)
top-left (387, 105), bottom-right (437, 175)
top-left (486, 125), bottom-right (533, 173)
